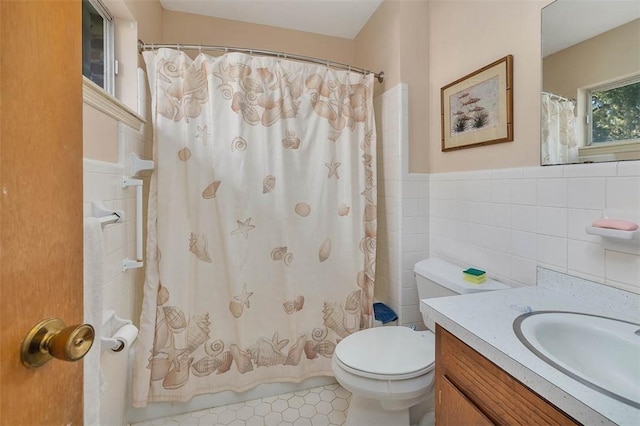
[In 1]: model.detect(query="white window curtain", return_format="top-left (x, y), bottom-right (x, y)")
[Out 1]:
top-left (133, 48), bottom-right (377, 406)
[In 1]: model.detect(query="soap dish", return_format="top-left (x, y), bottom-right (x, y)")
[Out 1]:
top-left (585, 226), bottom-right (639, 240)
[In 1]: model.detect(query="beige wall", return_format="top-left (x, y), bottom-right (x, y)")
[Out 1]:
top-left (91, 0), bottom-right (556, 173)
top-left (357, 0), bottom-right (546, 173)
top-left (355, 1), bottom-right (402, 94)
top-left (162, 10), bottom-right (354, 64)
top-left (355, 0), bottom-right (429, 173)
top-left (543, 19), bottom-right (640, 99)
top-left (123, 0), bottom-right (163, 42)
top-left (427, 0), bottom-right (547, 173)
top-left (83, 104), bottom-right (120, 162)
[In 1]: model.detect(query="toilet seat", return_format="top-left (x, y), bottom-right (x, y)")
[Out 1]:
top-left (334, 327), bottom-right (435, 380)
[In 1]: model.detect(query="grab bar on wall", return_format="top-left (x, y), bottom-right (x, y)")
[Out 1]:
top-left (122, 153), bottom-right (154, 272)
top-left (122, 177), bottom-right (143, 271)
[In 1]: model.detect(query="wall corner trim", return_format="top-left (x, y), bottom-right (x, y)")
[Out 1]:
top-left (83, 77), bottom-right (146, 131)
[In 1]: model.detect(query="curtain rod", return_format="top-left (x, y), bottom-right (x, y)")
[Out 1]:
top-left (542, 91), bottom-right (575, 103)
top-left (137, 39), bottom-right (384, 83)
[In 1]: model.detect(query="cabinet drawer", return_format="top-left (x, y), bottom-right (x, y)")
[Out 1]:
top-left (435, 326), bottom-right (578, 425)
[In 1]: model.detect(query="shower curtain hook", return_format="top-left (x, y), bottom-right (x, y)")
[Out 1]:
top-left (198, 44), bottom-right (203, 54)
top-left (177, 43), bottom-right (181, 52)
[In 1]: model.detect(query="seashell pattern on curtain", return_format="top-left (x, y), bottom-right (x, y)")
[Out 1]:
top-left (133, 49), bottom-right (377, 406)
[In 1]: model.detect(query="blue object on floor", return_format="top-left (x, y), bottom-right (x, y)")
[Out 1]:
top-left (373, 302), bottom-right (398, 324)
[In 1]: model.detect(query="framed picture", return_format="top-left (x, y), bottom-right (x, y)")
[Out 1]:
top-left (441, 55), bottom-right (513, 151)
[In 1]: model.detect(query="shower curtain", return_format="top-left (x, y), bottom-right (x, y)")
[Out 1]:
top-left (133, 48), bottom-right (377, 406)
top-left (541, 93), bottom-right (577, 164)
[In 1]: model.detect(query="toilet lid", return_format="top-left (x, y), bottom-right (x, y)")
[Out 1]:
top-left (335, 327), bottom-right (435, 379)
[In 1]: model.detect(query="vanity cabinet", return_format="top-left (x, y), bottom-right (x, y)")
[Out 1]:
top-left (435, 325), bottom-right (578, 425)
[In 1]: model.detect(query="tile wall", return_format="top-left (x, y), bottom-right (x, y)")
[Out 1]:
top-left (83, 69), bottom-right (152, 426)
top-left (375, 84), bottom-right (639, 328)
top-left (429, 161), bottom-right (640, 294)
top-left (374, 84), bottom-right (429, 329)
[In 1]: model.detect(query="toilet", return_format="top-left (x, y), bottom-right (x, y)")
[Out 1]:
top-left (331, 257), bottom-right (509, 426)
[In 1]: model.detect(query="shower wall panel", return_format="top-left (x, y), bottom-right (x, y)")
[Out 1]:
top-left (374, 83), bottom-right (429, 329)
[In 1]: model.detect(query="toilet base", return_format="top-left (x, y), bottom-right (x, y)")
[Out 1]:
top-left (344, 389), bottom-right (435, 426)
top-left (345, 394), bottom-right (409, 426)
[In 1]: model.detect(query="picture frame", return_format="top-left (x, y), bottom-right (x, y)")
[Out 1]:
top-left (441, 55), bottom-right (513, 151)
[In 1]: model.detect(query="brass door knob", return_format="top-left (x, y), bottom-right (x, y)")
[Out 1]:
top-left (21, 318), bottom-right (95, 368)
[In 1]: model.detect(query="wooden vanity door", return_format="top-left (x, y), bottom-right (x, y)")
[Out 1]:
top-left (437, 375), bottom-right (493, 425)
top-left (434, 325), bottom-right (579, 426)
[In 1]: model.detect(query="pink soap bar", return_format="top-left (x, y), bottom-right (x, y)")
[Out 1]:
top-left (592, 219), bottom-right (639, 231)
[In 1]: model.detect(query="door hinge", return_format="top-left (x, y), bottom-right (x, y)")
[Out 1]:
top-left (438, 389), bottom-right (441, 405)
top-left (114, 59), bottom-right (119, 76)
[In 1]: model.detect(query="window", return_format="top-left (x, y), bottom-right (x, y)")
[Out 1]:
top-left (82, 0), bottom-right (114, 94)
top-left (588, 78), bottom-right (640, 145)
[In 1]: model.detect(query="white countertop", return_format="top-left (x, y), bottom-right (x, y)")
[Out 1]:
top-left (420, 268), bottom-right (640, 426)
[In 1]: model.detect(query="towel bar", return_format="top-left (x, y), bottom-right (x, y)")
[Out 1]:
top-left (92, 202), bottom-right (124, 226)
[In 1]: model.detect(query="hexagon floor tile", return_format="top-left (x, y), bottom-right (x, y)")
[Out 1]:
top-left (132, 384), bottom-right (351, 426)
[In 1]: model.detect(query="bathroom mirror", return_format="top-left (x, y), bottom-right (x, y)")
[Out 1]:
top-left (541, 0), bottom-right (640, 165)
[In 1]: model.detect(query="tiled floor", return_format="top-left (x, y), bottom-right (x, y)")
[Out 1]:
top-left (132, 384), bottom-right (351, 426)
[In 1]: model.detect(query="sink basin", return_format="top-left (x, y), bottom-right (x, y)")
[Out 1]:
top-left (513, 310), bottom-right (640, 408)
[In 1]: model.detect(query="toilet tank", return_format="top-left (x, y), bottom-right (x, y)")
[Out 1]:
top-left (414, 258), bottom-right (509, 298)
top-left (414, 258), bottom-right (509, 329)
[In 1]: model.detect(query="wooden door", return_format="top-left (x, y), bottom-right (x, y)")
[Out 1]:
top-left (0, 1), bottom-right (84, 424)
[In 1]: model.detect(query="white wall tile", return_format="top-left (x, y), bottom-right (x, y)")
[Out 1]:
top-left (523, 165), bottom-right (564, 178)
top-left (401, 304), bottom-right (422, 325)
top-left (511, 231), bottom-right (537, 260)
top-left (429, 162), bottom-right (639, 294)
top-left (617, 160), bottom-right (640, 177)
top-left (402, 287), bottom-right (419, 307)
top-left (486, 250), bottom-right (511, 278)
top-left (488, 204), bottom-right (511, 229)
top-left (403, 181), bottom-right (421, 198)
top-left (605, 251), bottom-right (640, 287)
top-left (567, 209), bottom-right (603, 243)
top-left (536, 234), bottom-right (567, 268)
top-left (402, 198), bottom-right (419, 217)
top-left (486, 227), bottom-right (512, 253)
top-left (489, 179), bottom-right (512, 204)
top-left (563, 162), bottom-right (617, 177)
top-left (511, 179), bottom-right (537, 205)
top-left (536, 207), bottom-right (567, 237)
top-left (402, 234), bottom-right (421, 252)
top-left (469, 202), bottom-right (491, 225)
top-left (402, 251), bottom-right (429, 274)
top-left (511, 205), bottom-right (537, 232)
top-left (491, 167), bottom-right (523, 179)
top-left (403, 216), bottom-right (427, 234)
top-left (537, 178), bottom-right (567, 207)
top-left (567, 178), bottom-right (606, 210)
top-left (509, 256), bottom-right (537, 286)
top-left (568, 240), bottom-right (605, 279)
top-left (606, 177), bottom-right (640, 211)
